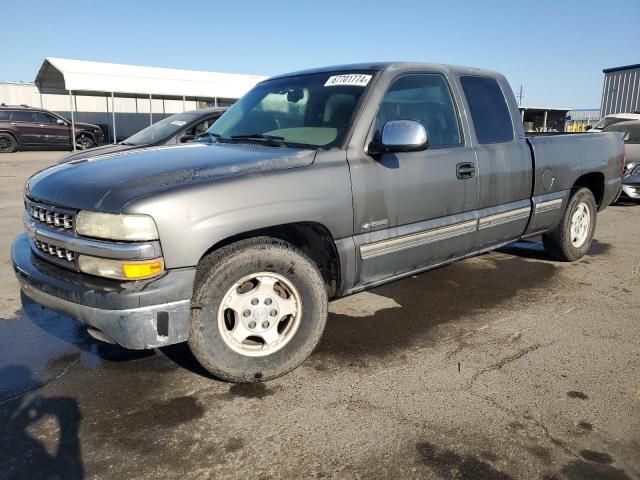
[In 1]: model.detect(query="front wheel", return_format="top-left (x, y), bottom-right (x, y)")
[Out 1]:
top-left (542, 187), bottom-right (597, 261)
top-left (76, 134), bottom-right (95, 150)
top-left (188, 237), bottom-right (328, 383)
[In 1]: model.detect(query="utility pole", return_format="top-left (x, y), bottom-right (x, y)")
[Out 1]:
top-left (517, 85), bottom-right (524, 106)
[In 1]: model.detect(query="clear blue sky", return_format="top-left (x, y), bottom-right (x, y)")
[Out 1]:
top-left (2, 0), bottom-right (638, 108)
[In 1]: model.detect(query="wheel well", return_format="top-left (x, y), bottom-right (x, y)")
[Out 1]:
top-left (202, 222), bottom-right (341, 298)
top-left (0, 131), bottom-right (17, 141)
top-left (76, 131), bottom-right (95, 141)
top-left (573, 172), bottom-right (604, 208)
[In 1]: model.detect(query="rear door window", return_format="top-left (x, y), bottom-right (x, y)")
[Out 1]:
top-left (460, 76), bottom-right (514, 144)
top-left (10, 111), bottom-right (35, 123)
top-left (0, 111), bottom-right (10, 121)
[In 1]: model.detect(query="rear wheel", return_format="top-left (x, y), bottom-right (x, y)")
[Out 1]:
top-left (76, 134), bottom-right (95, 150)
top-left (188, 237), bottom-right (328, 383)
top-left (543, 187), bottom-right (597, 261)
top-left (0, 133), bottom-right (17, 153)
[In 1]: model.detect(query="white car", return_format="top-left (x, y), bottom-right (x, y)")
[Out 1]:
top-left (589, 113), bottom-right (640, 132)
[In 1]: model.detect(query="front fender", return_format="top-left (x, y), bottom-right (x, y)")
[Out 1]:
top-left (123, 150), bottom-right (354, 269)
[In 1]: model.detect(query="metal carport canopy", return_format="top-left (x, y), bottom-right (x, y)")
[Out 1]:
top-left (34, 57), bottom-right (266, 98)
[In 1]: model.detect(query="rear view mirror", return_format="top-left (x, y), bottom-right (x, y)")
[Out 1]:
top-left (56, 119), bottom-right (66, 125)
top-left (368, 120), bottom-right (428, 155)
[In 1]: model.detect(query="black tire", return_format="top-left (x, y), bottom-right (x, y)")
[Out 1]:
top-left (76, 134), bottom-right (95, 150)
top-left (188, 237), bottom-right (328, 383)
top-left (542, 187), bottom-right (597, 261)
top-left (0, 133), bottom-right (17, 153)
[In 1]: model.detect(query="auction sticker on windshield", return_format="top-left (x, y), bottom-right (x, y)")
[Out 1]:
top-left (171, 121), bottom-right (187, 126)
top-left (325, 74), bottom-right (372, 87)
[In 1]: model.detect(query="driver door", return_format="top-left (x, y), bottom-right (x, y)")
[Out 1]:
top-left (349, 73), bottom-right (479, 286)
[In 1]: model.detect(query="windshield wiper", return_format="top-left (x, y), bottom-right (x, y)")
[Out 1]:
top-left (230, 133), bottom-right (286, 147)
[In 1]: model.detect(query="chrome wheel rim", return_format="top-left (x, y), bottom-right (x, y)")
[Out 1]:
top-left (217, 272), bottom-right (302, 357)
top-left (570, 202), bottom-right (591, 248)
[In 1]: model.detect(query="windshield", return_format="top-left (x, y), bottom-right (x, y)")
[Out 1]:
top-left (208, 71), bottom-right (374, 149)
top-left (125, 112), bottom-right (198, 145)
top-left (593, 116), bottom-right (632, 130)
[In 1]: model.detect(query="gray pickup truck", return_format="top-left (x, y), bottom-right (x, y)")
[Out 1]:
top-left (12, 62), bottom-right (623, 383)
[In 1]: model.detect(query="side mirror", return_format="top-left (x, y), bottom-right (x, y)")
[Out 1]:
top-left (56, 119), bottom-right (66, 125)
top-left (368, 120), bottom-right (428, 155)
top-left (180, 134), bottom-right (195, 143)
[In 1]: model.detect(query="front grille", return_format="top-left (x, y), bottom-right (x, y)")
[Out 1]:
top-left (34, 239), bottom-right (75, 262)
top-left (25, 199), bottom-right (75, 231)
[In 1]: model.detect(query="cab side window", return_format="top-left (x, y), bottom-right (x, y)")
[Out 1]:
top-left (374, 74), bottom-right (462, 148)
top-left (460, 76), bottom-right (514, 144)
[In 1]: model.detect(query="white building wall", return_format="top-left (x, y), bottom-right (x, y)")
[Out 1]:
top-left (0, 82), bottom-right (40, 107)
top-left (1, 81), bottom-right (223, 141)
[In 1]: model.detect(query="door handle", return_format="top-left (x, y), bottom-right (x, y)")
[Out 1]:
top-left (456, 163), bottom-right (476, 179)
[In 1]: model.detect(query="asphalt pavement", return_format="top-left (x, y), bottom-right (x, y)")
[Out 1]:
top-left (0, 151), bottom-right (638, 480)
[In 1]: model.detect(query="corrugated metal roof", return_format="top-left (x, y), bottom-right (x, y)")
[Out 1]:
top-left (602, 64), bottom-right (640, 74)
top-left (34, 57), bottom-right (266, 99)
top-left (518, 106), bottom-right (572, 111)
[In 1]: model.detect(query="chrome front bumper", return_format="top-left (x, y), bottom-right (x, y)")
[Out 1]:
top-left (621, 184), bottom-right (640, 199)
top-left (13, 233), bottom-right (195, 350)
top-left (20, 281), bottom-right (190, 349)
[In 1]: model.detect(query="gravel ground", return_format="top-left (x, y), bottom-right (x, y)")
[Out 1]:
top-left (0, 151), bottom-right (638, 480)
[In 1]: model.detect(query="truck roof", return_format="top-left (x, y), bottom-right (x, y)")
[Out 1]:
top-left (267, 62), bottom-right (503, 81)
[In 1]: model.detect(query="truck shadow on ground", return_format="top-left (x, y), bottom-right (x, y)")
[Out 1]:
top-left (497, 238), bottom-right (612, 261)
top-left (309, 251), bottom-right (559, 368)
top-left (162, 247), bottom-right (566, 377)
top-left (0, 365), bottom-right (84, 480)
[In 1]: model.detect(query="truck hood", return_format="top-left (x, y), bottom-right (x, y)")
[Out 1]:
top-left (27, 143), bottom-right (316, 213)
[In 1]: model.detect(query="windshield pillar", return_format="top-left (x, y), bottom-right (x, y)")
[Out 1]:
top-left (69, 90), bottom-right (76, 151)
top-left (111, 92), bottom-right (117, 144)
top-left (149, 94), bottom-right (153, 126)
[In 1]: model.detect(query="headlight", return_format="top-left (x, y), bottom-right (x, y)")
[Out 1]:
top-left (78, 255), bottom-right (164, 280)
top-left (76, 211), bottom-right (159, 241)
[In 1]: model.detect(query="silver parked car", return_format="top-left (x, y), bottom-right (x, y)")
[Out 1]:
top-left (590, 113), bottom-right (640, 132)
top-left (603, 120), bottom-right (640, 199)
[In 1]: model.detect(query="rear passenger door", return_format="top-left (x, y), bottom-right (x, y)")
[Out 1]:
top-left (350, 73), bottom-right (479, 286)
top-left (9, 111), bottom-right (45, 146)
top-left (459, 76), bottom-right (532, 248)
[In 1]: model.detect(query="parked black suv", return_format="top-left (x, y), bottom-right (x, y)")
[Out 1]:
top-left (0, 104), bottom-right (104, 153)
top-left (57, 107), bottom-right (227, 163)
